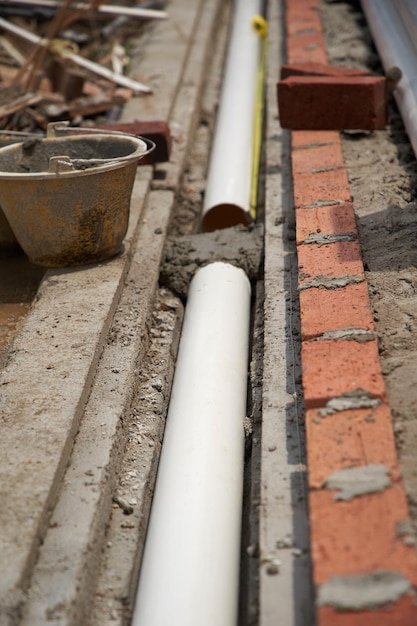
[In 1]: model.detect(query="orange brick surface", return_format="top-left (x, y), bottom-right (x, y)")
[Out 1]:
top-left (295, 203), bottom-right (358, 244)
top-left (292, 142), bottom-right (345, 174)
top-left (299, 282), bottom-right (374, 340)
top-left (301, 339), bottom-right (387, 407)
top-left (292, 130), bottom-right (340, 148)
top-left (293, 169), bottom-right (352, 207)
top-left (310, 487), bottom-right (417, 584)
top-left (297, 240), bottom-right (364, 284)
top-left (305, 404), bottom-right (399, 488)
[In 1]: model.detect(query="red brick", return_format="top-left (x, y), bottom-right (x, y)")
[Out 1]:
top-left (91, 120), bottom-right (171, 164)
top-left (297, 240), bottom-right (364, 284)
top-left (301, 339), bottom-right (387, 407)
top-left (310, 488), bottom-right (417, 585)
top-left (286, 35), bottom-right (327, 65)
top-left (285, 14), bottom-right (322, 37)
top-left (299, 282), bottom-right (374, 340)
top-left (292, 130), bottom-right (340, 148)
top-left (285, 0), bottom-right (320, 11)
top-left (318, 597), bottom-right (417, 626)
top-left (296, 203), bottom-right (357, 244)
top-left (292, 142), bottom-right (345, 174)
top-left (281, 62), bottom-right (372, 79)
top-left (293, 169), bottom-right (352, 207)
top-left (278, 76), bottom-right (388, 130)
top-left (305, 404), bottom-right (399, 488)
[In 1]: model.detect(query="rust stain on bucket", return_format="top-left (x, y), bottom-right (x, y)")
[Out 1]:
top-left (0, 125), bottom-right (149, 267)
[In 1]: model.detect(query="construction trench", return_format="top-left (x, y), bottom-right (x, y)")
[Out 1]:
top-left (2, 0), bottom-right (417, 625)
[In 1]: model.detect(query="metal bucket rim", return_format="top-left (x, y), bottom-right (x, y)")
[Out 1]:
top-left (0, 132), bottom-right (150, 179)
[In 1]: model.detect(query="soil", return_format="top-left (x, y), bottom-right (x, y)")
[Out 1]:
top-left (320, 0), bottom-right (417, 532)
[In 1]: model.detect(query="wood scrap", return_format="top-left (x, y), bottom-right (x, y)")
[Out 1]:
top-left (0, 16), bottom-right (153, 93)
top-left (0, 0), bottom-right (168, 21)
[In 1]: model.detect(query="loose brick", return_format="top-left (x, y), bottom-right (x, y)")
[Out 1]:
top-left (93, 120), bottom-right (171, 164)
top-left (299, 282), bottom-right (374, 340)
top-left (297, 240), bottom-right (364, 285)
top-left (292, 130), bottom-right (340, 148)
top-left (278, 76), bottom-right (388, 130)
top-left (281, 62), bottom-right (372, 79)
top-left (296, 203), bottom-right (357, 244)
top-left (305, 404), bottom-right (399, 488)
top-left (292, 142), bottom-right (345, 174)
top-left (293, 169), bottom-right (352, 207)
top-left (310, 488), bottom-right (417, 585)
top-left (301, 339), bottom-right (386, 407)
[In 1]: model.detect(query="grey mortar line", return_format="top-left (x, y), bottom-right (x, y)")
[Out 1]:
top-left (307, 166), bottom-right (345, 174)
top-left (298, 274), bottom-right (365, 290)
top-left (293, 142), bottom-right (339, 150)
top-left (318, 390), bottom-right (382, 416)
top-left (396, 520), bottom-right (417, 546)
top-left (309, 327), bottom-right (376, 343)
top-left (323, 464), bottom-right (392, 501)
top-left (317, 570), bottom-right (414, 611)
top-left (299, 232), bottom-right (357, 246)
top-left (297, 199), bottom-right (350, 209)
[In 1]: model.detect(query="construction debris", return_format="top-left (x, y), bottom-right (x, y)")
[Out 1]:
top-left (0, 2), bottom-right (166, 132)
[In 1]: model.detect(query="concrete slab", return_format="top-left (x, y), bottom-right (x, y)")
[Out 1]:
top-left (19, 190), bottom-right (177, 626)
top-left (0, 0), bottom-right (226, 623)
top-left (0, 172), bottom-right (150, 625)
top-left (259, 1), bottom-right (315, 624)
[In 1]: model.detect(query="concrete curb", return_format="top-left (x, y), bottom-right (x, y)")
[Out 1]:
top-left (285, 0), bottom-right (417, 623)
top-left (259, 1), bottom-right (314, 624)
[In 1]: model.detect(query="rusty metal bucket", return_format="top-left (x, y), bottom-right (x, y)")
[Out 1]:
top-left (0, 123), bottom-right (151, 266)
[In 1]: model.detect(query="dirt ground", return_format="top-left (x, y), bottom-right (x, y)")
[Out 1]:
top-left (320, 0), bottom-right (417, 533)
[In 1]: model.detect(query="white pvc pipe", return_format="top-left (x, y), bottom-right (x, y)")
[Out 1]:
top-left (361, 0), bottom-right (417, 158)
top-left (201, 0), bottom-right (263, 232)
top-left (132, 262), bottom-right (251, 626)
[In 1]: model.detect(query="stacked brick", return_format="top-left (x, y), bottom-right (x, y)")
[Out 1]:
top-left (284, 0), bottom-right (417, 623)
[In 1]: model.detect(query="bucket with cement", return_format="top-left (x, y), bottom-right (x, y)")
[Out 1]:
top-left (0, 123), bottom-right (151, 266)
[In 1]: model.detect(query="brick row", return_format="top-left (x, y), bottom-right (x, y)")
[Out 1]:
top-left (285, 1), bottom-right (417, 623)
